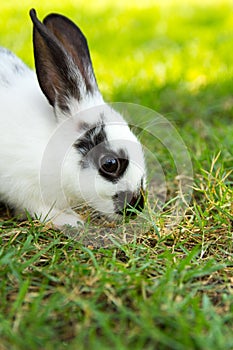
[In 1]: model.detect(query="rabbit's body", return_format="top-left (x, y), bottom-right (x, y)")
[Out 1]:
top-left (0, 10), bottom-right (146, 229)
top-left (0, 49), bottom-right (65, 221)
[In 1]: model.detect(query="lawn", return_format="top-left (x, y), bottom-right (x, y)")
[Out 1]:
top-left (0, 0), bottom-right (233, 349)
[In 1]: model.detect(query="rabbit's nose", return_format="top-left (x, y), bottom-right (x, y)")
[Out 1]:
top-left (113, 189), bottom-right (144, 217)
top-left (124, 192), bottom-right (144, 217)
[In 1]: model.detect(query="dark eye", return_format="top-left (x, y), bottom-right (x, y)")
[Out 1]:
top-left (99, 155), bottom-right (120, 174)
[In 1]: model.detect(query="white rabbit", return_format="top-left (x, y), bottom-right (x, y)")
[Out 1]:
top-left (0, 9), bottom-right (146, 229)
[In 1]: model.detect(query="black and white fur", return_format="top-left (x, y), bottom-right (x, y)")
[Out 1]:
top-left (0, 9), bottom-right (146, 229)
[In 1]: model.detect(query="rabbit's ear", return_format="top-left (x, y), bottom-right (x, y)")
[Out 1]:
top-left (29, 9), bottom-right (98, 114)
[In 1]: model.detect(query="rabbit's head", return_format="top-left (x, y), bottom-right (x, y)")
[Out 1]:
top-left (30, 9), bottom-right (146, 219)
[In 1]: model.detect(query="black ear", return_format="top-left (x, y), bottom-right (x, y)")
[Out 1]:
top-left (29, 9), bottom-right (98, 112)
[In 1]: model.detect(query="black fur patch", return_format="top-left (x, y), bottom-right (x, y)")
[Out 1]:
top-left (75, 124), bottom-right (107, 157)
top-left (74, 124), bottom-right (129, 183)
top-left (113, 188), bottom-right (144, 216)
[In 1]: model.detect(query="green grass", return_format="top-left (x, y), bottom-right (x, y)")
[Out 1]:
top-left (0, 0), bottom-right (233, 349)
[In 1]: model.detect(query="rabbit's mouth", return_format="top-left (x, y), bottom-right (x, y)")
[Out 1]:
top-left (113, 188), bottom-right (145, 218)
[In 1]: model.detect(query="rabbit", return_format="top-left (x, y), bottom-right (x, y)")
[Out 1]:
top-left (0, 9), bottom-right (146, 230)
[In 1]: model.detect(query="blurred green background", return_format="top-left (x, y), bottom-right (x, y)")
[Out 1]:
top-left (1, 1), bottom-right (232, 105)
top-left (1, 0), bottom-right (233, 160)
top-left (1, 0), bottom-right (233, 162)
top-left (0, 2), bottom-right (233, 349)
top-left (1, 0), bottom-right (232, 204)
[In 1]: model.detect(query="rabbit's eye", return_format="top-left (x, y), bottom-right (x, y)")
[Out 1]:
top-left (99, 155), bottom-right (120, 174)
top-left (97, 150), bottom-right (128, 182)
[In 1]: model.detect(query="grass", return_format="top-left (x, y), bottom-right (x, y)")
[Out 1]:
top-left (0, 0), bottom-right (233, 349)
